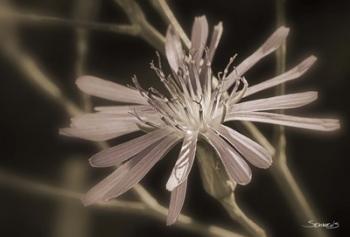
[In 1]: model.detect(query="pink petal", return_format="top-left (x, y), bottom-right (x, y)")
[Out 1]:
top-left (244, 55), bottom-right (317, 97)
top-left (230, 91), bottom-right (318, 113)
top-left (165, 26), bottom-right (184, 72)
top-left (76, 76), bottom-right (147, 104)
top-left (206, 22), bottom-right (223, 64)
top-left (224, 27), bottom-right (290, 90)
top-left (89, 128), bottom-right (174, 167)
top-left (215, 125), bottom-right (272, 169)
top-left (203, 129), bottom-right (252, 185)
top-left (167, 180), bottom-right (187, 225)
top-left (60, 121), bottom-right (139, 142)
top-left (101, 135), bottom-right (181, 201)
top-left (190, 16), bottom-right (209, 67)
top-left (226, 111), bottom-right (340, 131)
top-left (82, 145), bottom-right (154, 206)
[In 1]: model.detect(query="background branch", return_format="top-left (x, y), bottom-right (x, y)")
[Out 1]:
top-left (0, 168), bottom-right (244, 237)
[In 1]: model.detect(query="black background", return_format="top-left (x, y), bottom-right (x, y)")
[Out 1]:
top-left (0, 0), bottom-right (349, 237)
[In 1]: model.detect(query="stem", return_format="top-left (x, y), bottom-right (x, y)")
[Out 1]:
top-left (73, 0), bottom-right (99, 112)
top-left (150, 0), bottom-right (191, 47)
top-left (221, 194), bottom-right (266, 237)
top-left (1, 39), bottom-right (81, 117)
top-left (197, 144), bottom-right (266, 237)
top-left (272, 1), bottom-right (330, 237)
top-left (0, 168), bottom-right (245, 237)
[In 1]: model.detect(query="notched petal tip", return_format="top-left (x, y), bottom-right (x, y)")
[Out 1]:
top-left (261, 26), bottom-right (290, 54)
top-left (166, 218), bottom-right (176, 226)
top-left (75, 75), bottom-right (92, 90)
top-left (237, 173), bottom-right (252, 185)
top-left (297, 55), bottom-right (317, 73)
top-left (322, 119), bottom-right (341, 131)
top-left (59, 128), bottom-right (71, 137)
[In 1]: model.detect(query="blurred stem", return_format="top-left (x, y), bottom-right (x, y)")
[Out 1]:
top-left (0, 168), bottom-right (245, 237)
top-left (0, 40), bottom-right (81, 117)
top-left (53, 159), bottom-right (90, 237)
top-left (0, 9), bottom-right (138, 36)
top-left (272, 1), bottom-right (330, 237)
top-left (114, 0), bottom-right (165, 53)
top-left (73, 0), bottom-right (99, 112)
top-left (150, 0), bottom-right (191, 47)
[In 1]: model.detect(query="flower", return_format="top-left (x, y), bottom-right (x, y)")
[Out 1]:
top-left (61, 16), bottom-right (340, 225)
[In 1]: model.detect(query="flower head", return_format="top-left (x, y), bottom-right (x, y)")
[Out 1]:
top-left (61, 16), bottom-right (339, 225)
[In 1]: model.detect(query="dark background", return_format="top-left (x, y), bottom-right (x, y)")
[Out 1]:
top-left (0, 0), bottom-right (349, 237)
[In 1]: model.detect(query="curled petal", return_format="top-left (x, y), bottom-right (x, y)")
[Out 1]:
top-left (225, 111), bottom-right (340, 131)
top-left (166, 132), bottom-right (198, 191)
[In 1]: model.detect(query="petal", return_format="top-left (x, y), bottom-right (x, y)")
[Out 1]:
top-left (82, 144), bottom-right (154, 206)
top-left (224, 26), bottom-right (289, 90)
top-left (70, 113), bottom-right (137, 128)
top-left (166, 132), bottom-right (198, 191)
top-left (225, 111), bottom-right (340, 131)
top-left (230, 91), bottom-right (318, 113)
top-left (206, 22), bottom-right (223, 64)
top-left (89, 128), bottom-right (174, 167)
top-left (215, 125), bottom-right (272, 169)
top-left (76, 76), bottom-right (147, 104)
top-left (191, 16), bottom-right (209, 67)
top-left (101, 135), bottom-right (181, 201)
top-left (165, 26), bottom-right (184, 72)
top-left (167, 180), bottom-right (187, 226)
top-left (203, 129), bottom-right (252, 185)
top-left (94, 105), bottom-right (154, 115)
top-left (60, 119), bottom-right (139, 142)
top-left (244, 55), bottom-right (317, 97)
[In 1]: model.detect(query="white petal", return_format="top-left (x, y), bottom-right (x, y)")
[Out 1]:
top-left (224, 27), bottom-right (289, 90)
top-left (165, 26), bottom-right (184, 72)
top-left (101, 135), bottom-right (181, 201)
top-left (76, 76), bottom-right (147, 104)
top-left (203, 129), bottom-right (252, 185)
top-left (225, 111), bottom-right (340, 131)
top-left (230, 91), bottom-right (318, 113)
top-left (244, 55), bottom-right (317, 97)
top-left (215, 125), bottom-right (272, 169)
top-left (191, 16), bottom-right (209, 67)
top-left (166, 132), bottom-right (198, 191)
top-left (167, 180), bottom-right (187, 226)
top-left (89, 128), bottom-right (174, 167)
